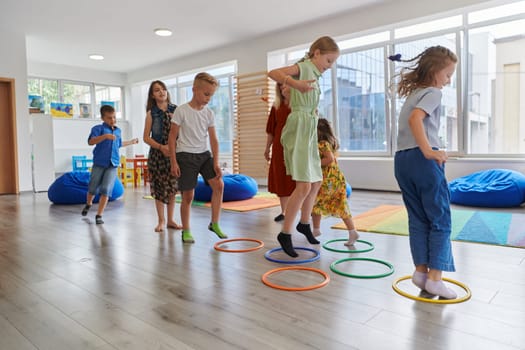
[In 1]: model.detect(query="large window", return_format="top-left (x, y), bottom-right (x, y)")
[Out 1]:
top-left (27, 78), bottom-right (58, 114)
top-left (27, 78), bottom-right (124, 119)
top-left (393, 35), bottom-right (459, 152)
top-left (95, 85), bottom-right (123, 119)
top-left (268, 0), bottom-right (525, 157)
top-left (336, 47), bottom-right (387, 153)
top-left (468, 19), bottom-right (525, 154)
top-left (160, 63), bottom-right (236, 159)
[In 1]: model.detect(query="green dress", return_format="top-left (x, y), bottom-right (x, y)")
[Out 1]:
top-left (280, 60), bottom-right (322, 183)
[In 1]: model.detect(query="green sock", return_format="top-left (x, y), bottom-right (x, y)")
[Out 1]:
top-left (181, 230), bottom-right (195, 243)
top-left (208, 222), bottom-right (228, 239)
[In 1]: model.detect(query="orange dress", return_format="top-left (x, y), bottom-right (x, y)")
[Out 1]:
top-left (266, 104), bottom-right (295, 196)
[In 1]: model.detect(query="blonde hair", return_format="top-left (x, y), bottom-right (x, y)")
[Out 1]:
top-left (300, 36), bottom-right (340, 62)
top-left (193, 72), bottom-right (218, 87)
top-left (273, 83), bottom-right (285, 108)
top-left (394, 46), bottom-right (457, 97)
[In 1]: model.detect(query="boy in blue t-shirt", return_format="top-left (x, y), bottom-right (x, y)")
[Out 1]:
top-left (81, 105), bottom-right (138, 224)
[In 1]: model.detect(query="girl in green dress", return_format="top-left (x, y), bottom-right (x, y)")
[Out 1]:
top-left (268, 36), bottom-right (340, 257)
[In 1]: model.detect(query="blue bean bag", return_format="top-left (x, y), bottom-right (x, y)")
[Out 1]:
top-left (194, 174), bottom-right (258, 202)
top-left (449, 169), bottom-right (525, 208)
top-left (48, 171), bottom-right (124, 204)
top-left (346, 182), bottom-right (352, 198)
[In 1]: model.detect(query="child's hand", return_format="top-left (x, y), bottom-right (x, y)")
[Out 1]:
top-left (423, 149), bottom-right (448, 166)
top-left (214, 163), bottom-right (223, 178)
top-left (295, 79), bottom-right (316, 93)
top-left (160, 144), bottom-right (170, 157)
top-left (106, 134), bottom-right (116, 141)
top-left (170, 162), bottom-right (180, 177)
top-left (264, 148), bottom-right (271, 161)
top-left (133, 138), bottom-right (139, 144)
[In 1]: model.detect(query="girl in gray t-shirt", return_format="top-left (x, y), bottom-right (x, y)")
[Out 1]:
top-left (390, 46), bottom-right (458, 299)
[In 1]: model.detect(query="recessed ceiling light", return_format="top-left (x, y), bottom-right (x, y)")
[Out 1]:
top-left (154, 28), bottom-right (172, 37)
top-left (88, 54), bottom-right (104, 60)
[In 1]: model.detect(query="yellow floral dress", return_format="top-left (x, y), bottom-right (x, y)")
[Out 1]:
top-left (312, 141), bottom-right (351, 219)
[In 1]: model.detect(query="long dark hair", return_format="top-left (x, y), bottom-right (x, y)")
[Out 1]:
top-left (146, 80), bottom-right (171, 111)
top-left (317, 118), bottom-right (338, 151)
top-left (391, 46), bottom-right (457, 97)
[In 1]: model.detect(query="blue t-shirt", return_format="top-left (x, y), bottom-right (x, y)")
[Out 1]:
top-left (397, 87), bottom-right (443, 151)
top-left (88, 123), bottom-right (122, 167)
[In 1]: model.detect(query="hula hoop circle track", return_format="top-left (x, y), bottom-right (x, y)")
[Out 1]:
top-left (322, 238), bottom-right (374, 253)
top-left (392, 275), bottom-right (472, 304)
top-left (264, 247), bottom-right (320, 264)
top-left (330, 257), bottom-right (394, 279)
top-left (213, 238), bottom-right (265, 253)
top-left (261, 266), bottom-right (330, 291)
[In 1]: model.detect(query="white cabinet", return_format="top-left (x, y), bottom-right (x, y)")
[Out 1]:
top-left (30, 114), bottom-right (55, 192)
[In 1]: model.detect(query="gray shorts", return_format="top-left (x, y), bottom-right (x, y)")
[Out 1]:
top-left (176, 151), bottom-right (216, 191)
top-left (88, 165), bottom-right (117, 196)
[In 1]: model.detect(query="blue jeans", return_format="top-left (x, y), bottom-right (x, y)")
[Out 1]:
top-left (394, 148), bottom-right (455, 272)
top-left (88, 165), bottom-right (117, 196)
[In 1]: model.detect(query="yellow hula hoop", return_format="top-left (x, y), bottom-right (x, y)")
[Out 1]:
top-left (392, 275), bottom-right (472, 304)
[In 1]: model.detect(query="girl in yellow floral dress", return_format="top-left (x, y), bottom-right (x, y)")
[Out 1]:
top-left (312, 118), bottom-right (359, 246)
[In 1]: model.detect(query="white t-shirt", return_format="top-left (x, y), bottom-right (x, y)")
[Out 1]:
top-left (396, 87), bottom-right (443, 151)
top-left (171, 103), bottom-right (215, 153)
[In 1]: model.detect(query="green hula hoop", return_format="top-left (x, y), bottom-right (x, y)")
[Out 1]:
top-left (330, 257), bottom-right (394, 279)
top-left (322, 238), bottom-right (374, 253)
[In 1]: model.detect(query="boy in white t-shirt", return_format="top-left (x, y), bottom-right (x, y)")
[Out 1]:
top-left (168, 72), bottom-right (227, 243)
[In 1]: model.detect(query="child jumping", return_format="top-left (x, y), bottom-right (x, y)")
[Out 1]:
top-left (168, 72), bottom-right (227, 243)
top-left (268, 36), bottom-right (340, 257)
top-left (311, 118), bottom-right (359, 246)
top-left (81, 105), bottom-right (138, 224)
top-left (391, 46), bottom-right (458, 299)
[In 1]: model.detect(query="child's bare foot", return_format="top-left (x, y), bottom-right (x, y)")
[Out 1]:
top-left (344, 230), bottom-right (359, 246)
top-left (167, 221), bottom-right (183, 230)
top-left (313, 228), bottom-right (322, 237)
top-left (155, 222), bottom-right (165, 232)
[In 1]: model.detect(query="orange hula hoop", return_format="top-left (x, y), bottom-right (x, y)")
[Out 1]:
top-left (213, 238), bottom-right (265, 253)
top-left (261, 266), bottom-right (330, 291)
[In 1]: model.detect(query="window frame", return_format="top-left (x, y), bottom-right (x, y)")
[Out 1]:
top-left (27, 77), bottom-right (125, 120)
top-left (268, 0), bottom-right (525, 157)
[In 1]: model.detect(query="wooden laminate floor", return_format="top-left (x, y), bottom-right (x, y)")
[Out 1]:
top-left (0, 188), bottom-right (524, 350)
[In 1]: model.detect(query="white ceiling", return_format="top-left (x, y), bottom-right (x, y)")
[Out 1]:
top-left (1, 0), bottom-right (384, 73)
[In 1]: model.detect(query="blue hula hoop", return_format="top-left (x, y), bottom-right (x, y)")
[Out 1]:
top-left (264, 247), bottom-right (320, 264)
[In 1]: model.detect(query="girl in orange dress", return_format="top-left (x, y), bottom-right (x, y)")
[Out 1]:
top-left (312, 118), bottom-right (359, 246)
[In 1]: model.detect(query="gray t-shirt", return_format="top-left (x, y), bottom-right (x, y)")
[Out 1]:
top-left (396, 87), bottom-right (443, 151)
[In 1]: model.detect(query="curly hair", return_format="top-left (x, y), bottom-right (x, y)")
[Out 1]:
top-left (394, 46), bottom-right (457, 97)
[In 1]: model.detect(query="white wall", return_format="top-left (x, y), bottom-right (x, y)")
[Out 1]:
top-left (127, 0), bottom-right (491, 81)
top-left (340, 157), bottom-right (525, 191)
top-left (27, 61), bottom-right (126, 85)
top-left (0, 27), bottom-right (32, 191)
top-left (51, 118), bottom-right (131, 174)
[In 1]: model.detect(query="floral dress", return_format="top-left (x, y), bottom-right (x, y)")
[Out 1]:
top-left (312, 141), bottom-right (351, 219)
top-left (148, 109), bottom-right (178, 203)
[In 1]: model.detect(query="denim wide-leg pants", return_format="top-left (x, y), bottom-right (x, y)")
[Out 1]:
top-left (394, 148), bottom-right (455, 272)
